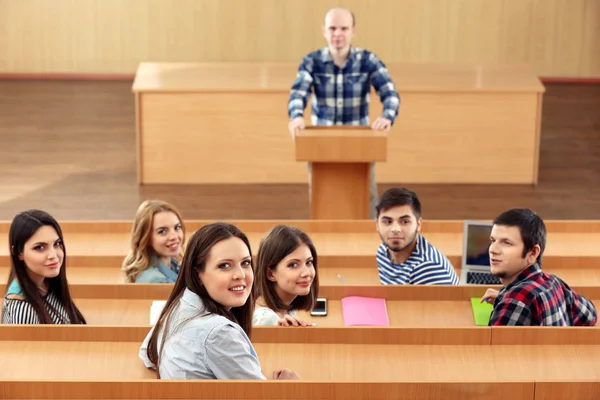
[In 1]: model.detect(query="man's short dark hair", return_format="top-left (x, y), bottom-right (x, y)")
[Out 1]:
top-left (493, 208), bottom-right (546, 263)
top-left (375, 188), bottom-right (422, 219)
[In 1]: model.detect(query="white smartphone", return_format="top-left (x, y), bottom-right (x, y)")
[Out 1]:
top-left (310, 297), bottom-right (327, 316)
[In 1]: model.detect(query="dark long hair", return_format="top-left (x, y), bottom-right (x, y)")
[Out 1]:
top-left (6, 210), bottom-right (86, 324)
top-left (146, 222), bottom-right (255, 374)
top-left (255, 224), bottom-right (319, 312)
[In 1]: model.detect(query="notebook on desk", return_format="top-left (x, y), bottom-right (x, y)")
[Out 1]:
top-left (470, 298), bottom-right (494, 326)
top-left (341, 296), bottom-right (390, 326)
top-left (150, 300), bottom-right (167, 325)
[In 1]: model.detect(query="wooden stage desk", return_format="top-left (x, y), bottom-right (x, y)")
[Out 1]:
top-left (132, 62), bottom-right (545, 185)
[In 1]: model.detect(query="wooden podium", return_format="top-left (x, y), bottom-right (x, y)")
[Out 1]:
top-left (295, 127), bottom-right (388, 220)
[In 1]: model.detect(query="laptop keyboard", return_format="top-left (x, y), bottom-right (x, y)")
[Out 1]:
top-left (466, 271), bottom-right (501, 285)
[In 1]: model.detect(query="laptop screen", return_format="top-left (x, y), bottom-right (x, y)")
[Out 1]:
top-left (463, 222), bottom-right (493, 268)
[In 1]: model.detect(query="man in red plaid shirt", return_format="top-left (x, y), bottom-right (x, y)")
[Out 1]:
top-left (481, 208), bottom-right (597, 326)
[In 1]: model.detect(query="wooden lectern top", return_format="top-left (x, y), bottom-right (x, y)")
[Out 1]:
top-left (295, 127), bottom-right (388, 163)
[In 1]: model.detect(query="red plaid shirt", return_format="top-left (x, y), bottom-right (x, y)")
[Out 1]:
top-left (489, 263), bottom-right (597, 326)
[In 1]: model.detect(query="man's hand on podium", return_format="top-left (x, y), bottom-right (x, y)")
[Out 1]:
top-left (371, 117), bottom-right (392, 131)
top-left (288, 117), bottom-right (306, 138)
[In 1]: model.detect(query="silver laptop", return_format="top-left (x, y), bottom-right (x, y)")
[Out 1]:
top-left (459, 220), bottom-right (501, 285)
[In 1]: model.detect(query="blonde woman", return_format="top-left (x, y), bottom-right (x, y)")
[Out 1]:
top-left (122, 200), bottom-right (185, 283)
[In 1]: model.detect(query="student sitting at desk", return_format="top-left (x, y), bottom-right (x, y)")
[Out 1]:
top-left (375, 188), bottom-right (459, 285)
top-left (2, 210), bottom-right (86, 324)
top-left (253, 225), bottom-right (319, 327)
top-left (139, 222), bottom-right (300, 380)
top-left (122, 200), bottom-right (185, 283)
top-left (481, 208), bottom-right (597, 326)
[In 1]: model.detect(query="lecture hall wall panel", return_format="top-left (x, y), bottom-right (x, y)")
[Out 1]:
top-left (0, 0), bottom-right (598, 77)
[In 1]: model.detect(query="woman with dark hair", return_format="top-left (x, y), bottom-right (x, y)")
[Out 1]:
top-left (253, 225), bottom-right (319, 327)
top-left (139, 222), bottom-right (300, 380)
top-left (2, 210), bottom-right (86, 324)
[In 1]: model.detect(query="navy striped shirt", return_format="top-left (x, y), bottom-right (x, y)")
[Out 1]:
top-left (1, 280), bottom-right (70, 324)
top-left (376, 234), bottom-right (460, 285)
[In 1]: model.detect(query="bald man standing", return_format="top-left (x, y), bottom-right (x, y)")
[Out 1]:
top-left (287, 8), bottom-right (400, 219)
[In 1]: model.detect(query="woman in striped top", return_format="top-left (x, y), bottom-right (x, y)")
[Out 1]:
top-left (1, 210), bottom-right (86, 324)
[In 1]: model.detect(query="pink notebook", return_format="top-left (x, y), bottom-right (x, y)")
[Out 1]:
top-left (341, 296), bottom-right (390, 326)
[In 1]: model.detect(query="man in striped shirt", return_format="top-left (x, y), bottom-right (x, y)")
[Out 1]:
top-left (375, 188), bottom-right (459, 285)
top-left (287, 7), bottom-right (400, 218)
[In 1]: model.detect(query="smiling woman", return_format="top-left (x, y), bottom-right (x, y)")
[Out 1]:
top-left (122, 200), bottom-right (185, 283)
top-left (1, 209), bottom-right (86, 324)
top-left (139, 222), bottom-right (301, 380)
top-left (253, 224), bottom-right (319, 327)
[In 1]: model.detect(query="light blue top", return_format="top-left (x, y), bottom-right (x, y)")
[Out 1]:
top-left (6, 279), bottom-right (23, 296)
top-left (135, 257), bottom-right (180, 283)
top-left (139, 288), bottom-right (266, 380)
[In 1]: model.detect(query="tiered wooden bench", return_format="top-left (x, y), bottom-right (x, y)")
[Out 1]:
top-left (0, 327), bottom-right (598, 399)
top-left (1, 221), bottom-right (599, 399)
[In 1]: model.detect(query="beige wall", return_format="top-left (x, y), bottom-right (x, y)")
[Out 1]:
top-left (0, 0), bottom-right (598, 77)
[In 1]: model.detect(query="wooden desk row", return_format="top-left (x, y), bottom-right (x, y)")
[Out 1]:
top-left (2, 325), bottom-right (600, 346)
top-left (0, 220), bottom-right (597, 263)
top-left (0, 380), bottom-right (542, 400)
top-left (2, 254), bottom-right (599, 272)
top-left (2, 264), bottom-right (600, 288)
top-left (2, 219), bottom-right (597, 234)
top-left (2, 280), bottom-right (600, 300)
top-left (3, 380), bottom-right (598, 400)
top-left (1, 288), bottom-right (598, 327)
top-left (0, 338), bottom-right (598, 399)
top-left (0, 227), bottom-right (598, 268)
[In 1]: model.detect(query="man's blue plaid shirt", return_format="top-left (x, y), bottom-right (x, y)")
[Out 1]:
top-left (287, 47), bottom-right (400, 126)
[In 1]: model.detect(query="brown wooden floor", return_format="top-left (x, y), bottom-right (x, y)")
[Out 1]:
top-left (0, 80), bottom-right (599, 221)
